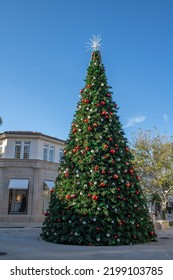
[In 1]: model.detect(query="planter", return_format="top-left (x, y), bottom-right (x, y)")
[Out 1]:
top-left (154, 220), bottom-right (169, 230)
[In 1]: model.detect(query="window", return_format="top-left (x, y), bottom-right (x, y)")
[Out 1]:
top-left (8, 179), bottom-right (29, 214)
top-left (14, 141), bottom-right (22, 158)
top-left (23, 141), bottom-right (30, 159)
top-left (8, 190), bottom-right (28, 214)
top-left (49, 145), bottom-right (54, 162)
top-left (59, 148), bottom-right (64, 162)
top-left (14, 141), bottom-right (31, 159)
top-left (43, 144), bottom-right (48, 161)
top-left (43, 144), bottom-right (55, 162)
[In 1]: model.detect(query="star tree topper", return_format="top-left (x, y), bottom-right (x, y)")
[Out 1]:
top-left (86, 34), bottom-right (102, 51)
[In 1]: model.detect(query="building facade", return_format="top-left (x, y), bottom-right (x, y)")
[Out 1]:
top-left (0, 131), bottom-right (65, 223)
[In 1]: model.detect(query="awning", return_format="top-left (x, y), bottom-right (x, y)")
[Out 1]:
top-left (8, 179), bottom-right (29, 189)
top-left (44, 181), bottom-right (55, 189)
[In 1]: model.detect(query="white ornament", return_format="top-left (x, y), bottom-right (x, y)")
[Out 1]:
top-left (106, 233), bottom-right (110, 237)
top-left (68, 220), bottom-right (72, 224)
top-left (96, 238), bottom-right (100, 242)
top-left (93, 218), bottom-right (97, 222)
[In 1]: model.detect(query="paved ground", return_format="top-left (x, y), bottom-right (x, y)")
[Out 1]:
top-left (0, 224), bottom-right (173, 260)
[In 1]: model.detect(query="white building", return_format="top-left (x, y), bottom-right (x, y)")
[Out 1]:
top-left (0, 131), bottom-right (65, 223)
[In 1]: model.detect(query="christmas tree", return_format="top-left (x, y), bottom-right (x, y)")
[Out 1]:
top-left (41, 36), bottom-right (156, 246)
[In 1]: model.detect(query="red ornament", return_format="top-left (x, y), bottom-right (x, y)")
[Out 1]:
top-left (85, 146), bottom-right (90, 151)
top-left (84, 118), bottom-right (88, 123)
top-left (110, 149), bottom-right (115, 154)
top-left (64, 173), bottom-right (69, 177)
top-left (104, 144), bottom-right (109, 149)
top-left (94, 165), bottom-right (99, 171)
top-left (88, 193), bottom-right (92, 197)
top-left (88, 126), bottom-right (92, 131)
top-left (92, 195), bottom-right (99, 200)
top-left (126, 182), bottom-right (130, 187)
top-left (65, 195), bottom-right (71, 200)
top-left (72, 128), bottom-right (77, 133)
top-left (108, 137), bottom-right (113, 141)
top-left (113, 174), bottom-right (119, 180)
top-left (93, 123), bottom-right (98, 127)
top-left (129, 169), bottom-right (134, 174)
top-left (136, 175), bottom-right (140, 180)
top-left (80, 89), bottom-right (83, 93)
top-left (71, 194), bottom-right (77, 198)
top-left (107, 93), bottom-right (111, 97)
top-left (100, 182), bottom-right (106, 187)
top-left (101, 111), bottom-right (107, 116)
top-left (101, 170), bottom-right (106, 174)
top-left (100, 101), bottom-right (106, 105)
top-left (125, 147), bottom-right (130, 151)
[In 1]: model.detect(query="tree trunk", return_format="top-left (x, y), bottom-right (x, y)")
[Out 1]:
top-left (162, 207), bottom-right (166, 220)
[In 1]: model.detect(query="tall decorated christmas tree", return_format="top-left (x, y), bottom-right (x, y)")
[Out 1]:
top-left (41, 36), bottom-right (156, 246)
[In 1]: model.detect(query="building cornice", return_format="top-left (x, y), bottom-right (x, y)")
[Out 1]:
top-left (0, 131), bottom-right (66, 144)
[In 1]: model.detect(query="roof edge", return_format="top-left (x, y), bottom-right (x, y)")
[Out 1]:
top-left (0, 131), bottom-right (66, 143)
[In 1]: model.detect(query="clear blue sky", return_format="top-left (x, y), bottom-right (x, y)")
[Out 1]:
top-left (0, 0), bottom-right (173, 143)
